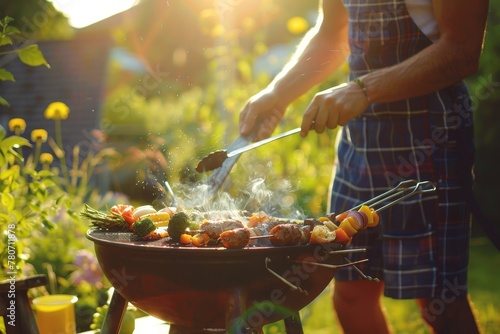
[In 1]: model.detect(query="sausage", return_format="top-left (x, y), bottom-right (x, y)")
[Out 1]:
top-left (199, 219), bottom-right (245, 239)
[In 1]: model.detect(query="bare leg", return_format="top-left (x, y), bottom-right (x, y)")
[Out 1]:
top-left (416, 294), bottom-right (481, 334)
top-left (333, 280), bottom-right (391, 334)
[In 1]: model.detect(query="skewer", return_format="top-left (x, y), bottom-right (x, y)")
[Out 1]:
top-left (189, 231), bottom-right (273, 238)
top-left (337, 180), bottom-right (436, 215)
top-left (249, 234), bottom-right (274, 240)
top-left (194, 180), bottom-right (437, 248)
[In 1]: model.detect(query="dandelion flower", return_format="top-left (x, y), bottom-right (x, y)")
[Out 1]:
top-left (44, 102), bottom-right (70, 120)
top-left (31, 129), bottom-right (48, 143)
top-left (287, 16), bottom-right (309, 35)
top-left (40, 153), bottom-right (54, 165)
top-left (198, 8), bottom-right (224, 37)
top-left (8, 118), bottom-right (27, 134)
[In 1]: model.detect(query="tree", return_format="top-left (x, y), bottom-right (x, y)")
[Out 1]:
top-left (0, 0), bottom-right (73, 41)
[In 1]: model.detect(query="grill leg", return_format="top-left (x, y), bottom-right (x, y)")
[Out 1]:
top-left (101, 289), bottom-right (127, 334)
top-left (283, 312), bottom-right (304, 334)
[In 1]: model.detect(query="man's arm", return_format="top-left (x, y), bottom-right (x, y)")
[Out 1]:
top-left (240, 0), bottom-right (348, 137)
top-left (299, 0), bottom-right (489, 136)
top-left (362, 0), bottom-right (489, 103)
top-left (267, 0), bottom-right (349, 106)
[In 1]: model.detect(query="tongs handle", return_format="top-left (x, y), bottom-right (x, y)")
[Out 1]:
top-left (227, 127), bottom-right (301, 157)
top-left (347, 180), bottom-right (436, 213)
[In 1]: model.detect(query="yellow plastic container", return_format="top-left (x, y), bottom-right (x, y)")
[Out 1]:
top-left (32, 294), bottom-right (78, 334)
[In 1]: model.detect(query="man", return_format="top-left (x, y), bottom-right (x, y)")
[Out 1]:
top-left (239, 0), bottom-right (489, 333)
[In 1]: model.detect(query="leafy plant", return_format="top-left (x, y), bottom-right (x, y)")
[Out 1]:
top-left (1, 104), bottom-right (119, 332)
top-left (0, 16), bottom-right (50, 106)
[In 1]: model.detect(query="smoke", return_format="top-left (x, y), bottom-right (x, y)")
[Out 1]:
top-left (165, 176), bottom-right (304, 220)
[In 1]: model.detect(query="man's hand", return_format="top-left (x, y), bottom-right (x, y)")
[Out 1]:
top-left (300, 82), bottom-right (371, 137)
top-left (239, 89), bottom-right (286, 141)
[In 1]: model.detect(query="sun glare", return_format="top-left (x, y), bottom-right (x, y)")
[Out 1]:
top-left (50, 0), bottom-right (139, 29)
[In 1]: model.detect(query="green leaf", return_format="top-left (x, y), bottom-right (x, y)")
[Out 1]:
top-left (0, 35), bottom-right (12, 47)
top-left (56, 195), bottom-right (66, 205)
top-left (0, 193), bottom-right (15, 211)
top-left (40, 178), bottom-right (56, 188)
top-left (42, 217), bottom-right (55, 229)
top-left (0, 69), bottom-right (15, 81)
top-left (7, 146), bottom-right (24, 163)
top-left (0, 213), bottom-right (11, 224)
top-left (0, 136), bottom-right (31, 151)
top-left (0, 16), bottom-right (14, 28)
top-left (0, 150), bottom-right (5, 166)
top-left (36, 187), bottom-right (48, 202)
top-left (17, 44), bottom-right (50, 68)
top-left (0, 95), bottom-right (9, 107)
top-left (28, 182), bottom-right (37, 193)
top-left (0, 167), bottom-right (20, 181)
top-left (4, 26), bottom-right (20, 36)
top-left (28, 202), bottom-right (41, 213)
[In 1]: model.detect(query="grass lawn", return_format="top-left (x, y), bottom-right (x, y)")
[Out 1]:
top-left (264, 233), bottom-right (500, 334)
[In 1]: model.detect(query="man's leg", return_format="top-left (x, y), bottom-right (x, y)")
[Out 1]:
top-left (416, 294), bottom-right (481, 334)
top-left (333, 280), bottom-right (391, 334)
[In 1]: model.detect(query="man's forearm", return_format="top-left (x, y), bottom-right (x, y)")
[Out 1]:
top-left (362, 0), bottom-right (488, 103)
top-left (267, 9), bottom-right (349, 107)
top-left (362, 39), bottom-right (482, 103)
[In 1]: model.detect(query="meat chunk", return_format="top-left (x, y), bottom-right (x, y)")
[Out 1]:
top-left (219, 228), bottom-right (251, 249)
top-left (269, 224), bottom-right (302, 246)
top-left (199, 219), bottom-right (245, 239)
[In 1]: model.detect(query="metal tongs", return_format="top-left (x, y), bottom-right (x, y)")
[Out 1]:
top-left (196, 128), bottom-right (303, 201)
top-left (344, 179), bottom-right (436, 213)
top-left (196, 127), bottom-right (301, 173)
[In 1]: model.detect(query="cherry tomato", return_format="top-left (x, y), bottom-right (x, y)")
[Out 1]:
top-left (179, 234), bottom-right (192, 245)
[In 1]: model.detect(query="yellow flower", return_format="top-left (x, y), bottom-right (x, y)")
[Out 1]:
top-left (241, 17), bottom-right (256, 34)
top-left (31, 129), bottom-right (48, 143)
top-left (8, 118), bottom-right (27, 134)
top-left (198, 8), bottom-right (224, 37)
top-left (44, 102), bottom-right (70, 120)
top-left (286, 16), bottom-right (309, 35)
top-left (40, 153), bottom-right (54, 165)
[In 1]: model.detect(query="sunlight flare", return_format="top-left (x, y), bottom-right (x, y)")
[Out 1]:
top-left (50, 0), bottom-right (139, 28)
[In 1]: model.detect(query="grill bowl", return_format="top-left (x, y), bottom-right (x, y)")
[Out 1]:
top-left (88, 229), bottom-right (346, 330)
